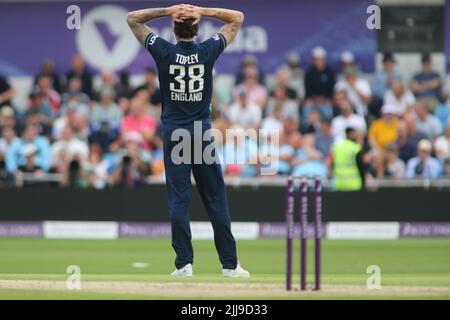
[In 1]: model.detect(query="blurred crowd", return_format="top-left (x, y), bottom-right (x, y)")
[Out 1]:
top-left (1, 48), bottom-right (450, 189)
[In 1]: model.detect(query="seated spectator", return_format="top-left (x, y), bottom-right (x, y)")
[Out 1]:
top-left (97, 70), bottom-right (117, 95)
top-left (26, 89), bottom-right (53, 125)
top-left (90, 87), bottom-right (122, 128)
top-left (0, 73), bottom-right (15, 109)
top-left (0, 153), bottom-right (14, 188)
top-left (434, 98), bottom-right (450, 131)
top-left (226, 91), bottom-right (261, 130)
top-left (83, 145), bottom-right (109, 189)
top-left (23, 109), bottom-right (52, 138)
top-left (266, 84), bottom-right (298, 121)
top-left (385, 143), bottom-right (406, 179)
top-left (383, 80), bottom-right (415, 115)
top-left (339, 51), bottom-right (355, 78)
top-left (261, 103), bottom-right (284, 134)
top-left (396, 120), bottom-right (417, 164)
top-left (120, 90), bottom-right (157, 150)
top-left (66, 54), bottom-right (93, 98)
top-left (331, 92), bottom-right (366, 142)
top-left (434, 122), bottom-right (450, 160)
top-left (414, 101), bottom-right (442, 140)
top-left (234, 55), bottom-right (265, 85)
top-left (291, 134), bottom-right (327, 179)
top-left (406, 139), bottom-right (441, 179)
top-left (36, 75), bottom-right (61, 114)
top-left (272, 67), bottom-right (299, 100)
top-left (411, 53), bottom-right (441, 106)
top-left (335, 65), bottom-right (371, 117)
top-left (6, 125), bottom-right (51, 173)
top-left (62, 77), bottom-right (89, 106)
top-left (53, 105), bottom-right (90, 142)
top-left (15, 144), bottom-right (45, 188)
top-left (35, 59), bottom-right (61, 93)
top-left (134, 67), bottom-right (162, 107)
top-left (277, 52), bottom-right (304, 100)
top-left (51, 126), bottom-right (89, 169)
top-left (315, 119), bottom-right (333, 157)
top-left (234, 65), bottom-right (268, 108)
top-left (89, 121), bottom-right (120, 153)
top-left (369, 104), bottom-right (400, 177)
top-left (0, 127), bottom-right (18, 156)
top-left (116, 72), bottom-right (134, 100)
top-left (442, 157), bottom-right (450, 178)
top-left (0, 106), bottom-right (22, 136)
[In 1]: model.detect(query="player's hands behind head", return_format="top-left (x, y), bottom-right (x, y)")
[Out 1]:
top-left (173, 4), bottom-right (202, 25)
top-left (167, 4), bottom-right (187, 23)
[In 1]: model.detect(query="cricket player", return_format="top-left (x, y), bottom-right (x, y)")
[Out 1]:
top-left (127, 4), bottom-right (249, 278)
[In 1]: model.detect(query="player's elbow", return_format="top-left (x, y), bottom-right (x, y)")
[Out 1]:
top-left (126, 12), bottom-right (137, 26)
top-left (235, 11), bottom-right (245, 24)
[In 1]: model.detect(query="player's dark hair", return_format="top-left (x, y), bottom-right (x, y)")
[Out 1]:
top-left (174, 18), bottom-right (198, 39)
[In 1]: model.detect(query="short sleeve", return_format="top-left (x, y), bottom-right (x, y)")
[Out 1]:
top-left (201, 33), bottom-right (227, 62)
top-left (144, 32), bottom-right (171, 63)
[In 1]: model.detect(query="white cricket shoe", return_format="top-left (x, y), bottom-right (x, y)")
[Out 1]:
top-left (170, 263), bottom-right (193, 278)
top-left (222, 263), bottom-right (250, 278)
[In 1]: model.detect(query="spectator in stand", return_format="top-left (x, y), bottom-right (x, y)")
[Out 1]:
top-left (234, 65), bottom-right (268, 108)
top-left (66, 54), bottom-right (93, 98)
top-left (116, 72), bottom-right (134, 100)
top-left (95, 70), bottom-right (117, 99)
top-left (62, 77), bottom-right (90, 106)
top-left (0, 106), bottom-right (21, 136)
top-left (0, 127), bottom-right (18, 157)
top-left (27, 89), bottom-right (53, 125)
top-left (291, 134), bottom-right (327, 179)
top-left (384, 142), bottom-right (406, 179)
top-left (226, 91), bottom-right (261, 130)
top-left (120, 90), bottom-right (157, 150)
top-left (261, 103), bottom-right (284, 133)
top-left (271, 68), bottom-right (299, 100)
top-left (315, 119), bottom-right (333, 157)
top-left (434, 97), bottom-right (450, 131)
top-left (135, 67), bottom-right (162, 106)
top-left (338, 51), bottom-right (355, 78)
top-left (266, 84), bottom-right (298, 121)
top-left (303, 47), bottom-right (336, 127)
top-left (371, 52), bottom-right (401, 117)
top-left (277, 52), bottom-right (304, 100)
top-left (406, 139), bottom-right (441, 179)
top-left (335, 65), bottom-right (371, 117)
top-left (442, 157), bottom-right (450, 177)
top-left (396, 120), bottom-right (417, 164)
top-left (35, 75), bottom-right (61, 114)
top-left (414, 101), bottom-right (442, 140)
top-left (51, 125), bottom-right (89, 170)
top-left (0, 152), bottom-right (14, 188)
top-left (6, 125), bottom-right (51, 173)
top-left (383, 80), bottom-right (415, 115)
top-left (331, 91), bottom-right (366, 142)
top-left (90, 87), bottom-right (122, 128)
top-left (369, 104), bottom-right (400, 177)
top-left (83, 145), bottom-right (109, 189)
top-left (411, 53), bottom-right (442, 106)
top-left (222, 126), bottom-right (258, 177)
top-left (14, 144), bottom-right (46, 188)
top-left (53, 105), bottom-right (90, 142)
top-left (35, 59), bottom-right (61, 93)
top-left (434, 122), bottom-right (450, 161)
top-left (234, 55), bottom-right (265, 85)
top-left (0, 73), bottom-right (15, 109)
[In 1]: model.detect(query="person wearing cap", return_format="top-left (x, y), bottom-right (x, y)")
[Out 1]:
top-left (304, 46), bottom-right (336, 103)
top-left (331, 91), bottom-right (366, 142)
top-left (411, 53), bottom-right (441, 103)
top-left (335, 65), bottom-right (371, 117)
top-left (405, 139), bottom-right (441, 179)
top-left (234, 55), bottom-right (265, 86)
top-left (0, 73), bottom-right (15, 109)
top-left (371, 52), bottom-right (402, 113)
top-left (277, 51), bottom-right (304, 100)
top-left (27, 88), bottom-right (53, 125)
top-left (66, 54), bottom-right (93, 98)
top-left (339, 51), bottom-right (355, 76)
top-left (369, 103), bottom-right (400, 177)
top-left (0, 106), bottom-right (21, 136)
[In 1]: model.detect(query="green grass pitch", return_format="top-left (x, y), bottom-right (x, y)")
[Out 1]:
top-left (0, 238), bottom-right (449, 299)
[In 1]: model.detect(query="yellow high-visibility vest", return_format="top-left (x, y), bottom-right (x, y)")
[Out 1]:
top-left (332, 139), bottom-right (362, 191)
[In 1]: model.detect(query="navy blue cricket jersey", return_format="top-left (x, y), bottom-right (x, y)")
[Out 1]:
top-left (144, 32), bottom-right (227, 125)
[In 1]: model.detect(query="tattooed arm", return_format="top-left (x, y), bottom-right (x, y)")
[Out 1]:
top-left (126, 6), bottom-right (183, 46)
top-left (184, 6), bottom-right (245, 45)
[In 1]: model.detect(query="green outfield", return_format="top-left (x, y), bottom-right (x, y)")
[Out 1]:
top-left (0, 238), bottom-right (450, 299)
